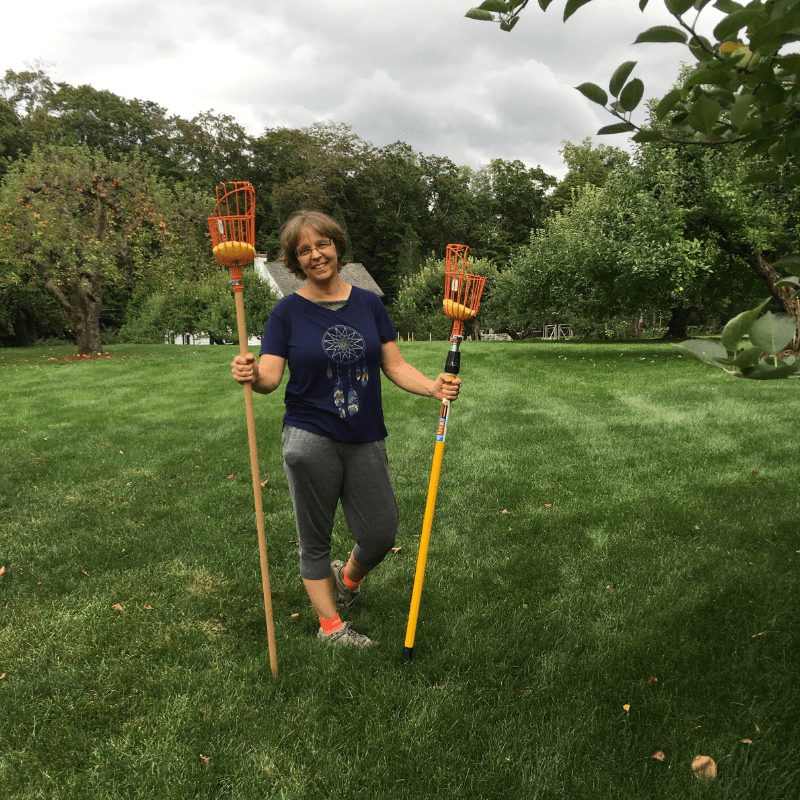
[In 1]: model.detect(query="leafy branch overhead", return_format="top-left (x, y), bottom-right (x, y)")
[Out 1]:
top-left (465, 0), bottom-right (800, 181)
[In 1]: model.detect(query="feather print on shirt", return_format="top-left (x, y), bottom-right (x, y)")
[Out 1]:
top-left (322, 325), bottom-right (366, 419)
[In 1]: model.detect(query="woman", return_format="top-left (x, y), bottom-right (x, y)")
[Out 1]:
top-left (231, 210), bottom-right (460, 647)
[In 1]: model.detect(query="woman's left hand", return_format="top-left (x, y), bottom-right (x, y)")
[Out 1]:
top-left (433, 373), bottom-right (461, 402)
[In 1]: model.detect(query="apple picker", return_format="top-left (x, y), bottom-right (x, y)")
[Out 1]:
top-left (402, 244), bottom-right (486, 664)
top-left (208, 181), bottom-right (278, 678)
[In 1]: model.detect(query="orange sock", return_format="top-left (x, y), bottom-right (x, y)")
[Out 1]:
top-left (343, 569), bottom-right (362, 592)
top-left (319, 614), bottom-right (344, 635)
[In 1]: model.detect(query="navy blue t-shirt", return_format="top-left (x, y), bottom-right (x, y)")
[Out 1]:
top-left (260, 286), bottom-right (397, 442)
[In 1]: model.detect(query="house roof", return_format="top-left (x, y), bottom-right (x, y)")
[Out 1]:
top-left (254, 258), bottom-right (384, 298)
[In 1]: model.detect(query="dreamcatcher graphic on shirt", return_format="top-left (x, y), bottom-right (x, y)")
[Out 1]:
top-left (322, 325), bottom-right (368, 419)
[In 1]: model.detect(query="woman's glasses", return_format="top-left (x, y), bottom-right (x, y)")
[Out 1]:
top-left (295, 239), bottom-right (334, 259)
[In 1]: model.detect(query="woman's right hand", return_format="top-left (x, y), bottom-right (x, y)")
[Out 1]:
top-left (231, 352), bottom-right (258, 385)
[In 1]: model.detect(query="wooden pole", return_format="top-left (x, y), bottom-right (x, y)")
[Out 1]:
top-left (233, 289), bottom-right (278, 678)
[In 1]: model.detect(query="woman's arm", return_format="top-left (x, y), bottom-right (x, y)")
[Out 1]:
top-left (380, 340), bottom-right (461, 402)
top-left (231, 352), bottom-right (286, 394)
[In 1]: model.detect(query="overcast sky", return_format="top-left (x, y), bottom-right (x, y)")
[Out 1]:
top-left (5, 0), bottom-right (724, 179)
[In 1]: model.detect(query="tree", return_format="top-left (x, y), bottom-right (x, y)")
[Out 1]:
top-left (465, 0), bottom-right (800, 180)
top-left (0, 144), bottom-right (210, 354)
top-left (169, 110), bottom-right (254, 193)
top-left (0, 275), bottom-right (72, 346)
top-left (398, 223), bottom-right (422, 280)
top-left (391, 254), bottom-right (498, 341)
top-left (486, 137), bottom-right (778, 339)
top-left (418, 155), bottom-right (477, 253)
top-left (468, 158), bottom-right (556, 262)
top-left (120, 269), bottom-right (277, 345)
top-left (0, 68), bottom-right (56, 178)
top-left (545, 138), bottom-right (630, 216)
top-left (466, 0), bottom-right (800, 376)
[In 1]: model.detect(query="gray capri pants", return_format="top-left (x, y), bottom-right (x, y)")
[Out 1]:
top-left (282, 425), bottom-right (399, 580)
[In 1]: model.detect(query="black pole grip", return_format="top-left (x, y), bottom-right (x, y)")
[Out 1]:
top-left (445, 350), bottom-right (461, 375)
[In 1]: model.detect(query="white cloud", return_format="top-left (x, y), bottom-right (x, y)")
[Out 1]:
top-left (4, 0), bottom-right (725, 179)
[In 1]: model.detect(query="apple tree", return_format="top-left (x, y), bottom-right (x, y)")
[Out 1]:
top-left (0, 144), bottom-right (211, 354)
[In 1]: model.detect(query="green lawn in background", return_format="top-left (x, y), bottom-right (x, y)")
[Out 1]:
top-left (1, 341), bottom-right (798, 799)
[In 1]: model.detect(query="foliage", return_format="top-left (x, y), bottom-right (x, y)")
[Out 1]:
top-left (0, 273), bottom-right (71, 346)
top-left (544, 138), bottom-right (630, 216)
top-left (486, 139), bottom-right (782, 339)
top-left (119, 269), bottom-right (277, 345)
top-left (674, 290), bottom-right (799, 378)
top-left (390, 254), bottom-right (498, 340)
top-left (467, 158), bottom-right (556, 263)
top-left (465, 0), bottom-right (800, 181)
top-left (465, 0), bottom-right (800, 370)
top-left (0, 144), bottom-right (212, 354)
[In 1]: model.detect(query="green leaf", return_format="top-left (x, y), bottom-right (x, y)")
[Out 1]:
top-left (751, 5), bottom-right (800, 51)
top-left (609, 61), bottom-right (637, 97)
top-left (597, 122), bottom-right (637, 134)
top-left (721, 298), bottom-right (770, 352)
top-left (575, 83), bottom-right (608, 106)
top-left (772, 254), bottom-right (800, 273)
top-left (477, 0), bottom-right (509, 11)
top-left (729, 91), bottom-right (754, 129)
top-left (741, 169), bottom-right (781, 184)
top-left (563, 0), bottom-right (594, 21)
top-left (749, 312), bottom-right (796, 354)
top-left (713, 9), bottom-right (757, 40)
top-left (634, 26), bottom-right (689, 44)
top-left (639, 0), bottom-right (649, 9)
top-left (770, 139), bottom-right (789, 166)
top-left (684, 64), bottom-right (733, 88)
top-left (740, 361), bottom-right (799, 380)
top-left (672, 339), bottom-right (729, 368)
top-left (465, 8), bottom-right (496, 20)
top-left (538, 0), bottom-right (557, 9)
top-left (689, 35), bottom-right (716, 61)
top-left (665, 0), bottom-right (697, 13)
top-left (631, 130), bottom-right (665, 142)
top-left (744, 139), bottom-right (774, 159)
top-left (656, 89), bottom-right (683, 119)
top-left (732, 346), bottom-right (762, 368)
top-left (500, 16), bottom-right (521, 30)
top-left (713, 0), bottom-right (745, 13)
top-left (686, 95), bottom-right (721, 133)
top-left (774, 276), bottom-right (800, 289)
top-left (618, 78), bottom-right (645, 112)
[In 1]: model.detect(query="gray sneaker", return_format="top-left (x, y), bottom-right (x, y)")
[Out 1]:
top-left (331, 560), bottom-right (360, 608)
top-left (317, 620), bottom-right (377, 647)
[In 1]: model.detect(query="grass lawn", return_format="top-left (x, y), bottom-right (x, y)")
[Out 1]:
top-left (1, 340), bottom-right (798, 799)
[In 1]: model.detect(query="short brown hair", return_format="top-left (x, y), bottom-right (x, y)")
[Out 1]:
top-left (279, 210), bottom-right (349, 277)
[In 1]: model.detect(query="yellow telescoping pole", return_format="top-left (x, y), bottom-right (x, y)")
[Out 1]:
top-left (402, 391), bottom-right (453, 664)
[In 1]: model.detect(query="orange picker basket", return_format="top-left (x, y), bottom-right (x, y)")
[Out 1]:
top-left (443, 244), bottom-right (486, 339)
top-left (208, 181), bottom-right (257, 289)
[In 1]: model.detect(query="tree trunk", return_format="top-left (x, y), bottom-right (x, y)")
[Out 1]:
top-left (662, 306), bottom-right (693, 339)
top-left (628, 314), bottom-right (644, 339)
top-left (752, 254), bottom-right (800, 351)
top-left (45, 275), bottom-right (104, 355)
top-left (498, 323), bottom-right (526, 340)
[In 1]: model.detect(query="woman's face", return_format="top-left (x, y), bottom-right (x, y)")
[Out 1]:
top-left (295, 226), bottom-right (338, 284)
